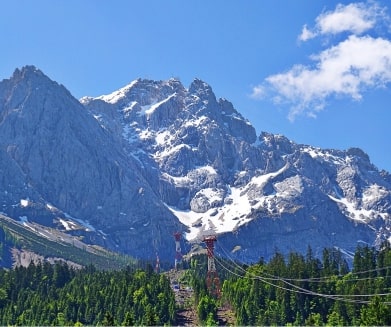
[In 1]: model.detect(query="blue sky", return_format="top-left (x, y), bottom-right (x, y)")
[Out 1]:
top-left (1, 0), bottom-right (390, 172)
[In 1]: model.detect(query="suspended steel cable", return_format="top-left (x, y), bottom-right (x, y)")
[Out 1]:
top-left (216, 242), bottom-right (391, 283)
top-left (213, 243), bottom-right (391, 305)
top-left (213, 254), bottom-right (391, 305)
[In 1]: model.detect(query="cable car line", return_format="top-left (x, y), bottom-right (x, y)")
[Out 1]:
top-left (212, 243), bottom-right (391, 305)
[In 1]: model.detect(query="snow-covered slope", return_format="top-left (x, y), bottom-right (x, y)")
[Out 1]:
top-left (0, 66), bottom-right (390, 265)
top-left (83, 76), bottom-right (391, 262)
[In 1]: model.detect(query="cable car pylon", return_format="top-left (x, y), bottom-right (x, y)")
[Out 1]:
top-left (202, 234), bottom-right (221, 298)
top-left (173, 231), bottom-right (183, 270)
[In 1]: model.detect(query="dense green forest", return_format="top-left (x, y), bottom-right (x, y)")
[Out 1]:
top-left (0, 262), bottom-right (175, 325)
top-left (220, 244), bottom-right (391, 326)
top-left (1, 244), bottom-right (391, 325)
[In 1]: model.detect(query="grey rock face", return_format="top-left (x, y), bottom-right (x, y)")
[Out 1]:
top-left (83, 74), bottom-right (391, 262)
top-left (0, 66), bottom-right (182, 261)
top-left (1, 66), bottom-right (390, 265)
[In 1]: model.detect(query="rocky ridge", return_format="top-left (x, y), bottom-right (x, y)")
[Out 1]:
top-left (83, 72), bottom-right (391, 262)
top-left (0, 66), bottom-right (390, 265)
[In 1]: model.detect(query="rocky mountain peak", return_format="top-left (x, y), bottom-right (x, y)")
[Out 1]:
top-left (7, 66), bottom-right (58, 91)
top-left (346, 147), bottom-right (371, 163)
top-left (189, 78), bottom-right (216, 103)
top-left (1, 66), bottom-right (390, 265)
top-left (0, 67), bottom-right (182, 261)
top-left (96, 77), bottom-right (186, 107)
top-left (12, 65), bottom-right (43, 79)
top-left (1, 65), bottom-right (75, 122)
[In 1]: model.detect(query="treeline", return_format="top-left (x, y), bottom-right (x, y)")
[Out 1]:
top-left (221, 244), bottom-right (391, 326)
top-left (0, 262), bottom-right (175, 325)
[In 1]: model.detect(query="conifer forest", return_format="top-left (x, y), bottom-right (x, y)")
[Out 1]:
top-left (1, 244), bottom-right (391, 325)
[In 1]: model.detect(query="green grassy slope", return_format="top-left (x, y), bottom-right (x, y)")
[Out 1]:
top-left (0, 214), bottom-right (136, 270)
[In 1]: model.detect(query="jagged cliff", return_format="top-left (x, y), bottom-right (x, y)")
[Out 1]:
top-left (0, 66), bottom-right (390, 265)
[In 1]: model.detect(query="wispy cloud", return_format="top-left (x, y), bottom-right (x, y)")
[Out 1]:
top-left (253, 1), bottom-right (391, 121)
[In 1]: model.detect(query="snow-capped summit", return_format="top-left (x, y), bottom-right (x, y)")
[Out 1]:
top-left (83, 74), bottom-right (391, 262)
top-left (0, 66), bottom-right (390, 264)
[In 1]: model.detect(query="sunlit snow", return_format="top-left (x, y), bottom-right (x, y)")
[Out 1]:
top-left (63, 213), bottom-right (96, 232)
top-left (58, 219), bottom-right (78, 231)
top-left (139, 93), bottom-right (176, 116)
top-left (122, 101), bottom-right (138, 116)
top-left (155, 130), bottom-right (171, 146)
top-left (46, 203), bottom-right (57, 211)
top-left (302, 147), bottom-right (345, 165)
top-left (154, 144), bottom-right (192, 161)
top-left (97, 80), bottom-right (139, 104)
top-left (362, 184), bottom-right (388, 204)
top-left (184, 115), bottom-right (208, 128)
top-left (20, 199), bottom-right (29, 207)
top-left (169, 183), bottom-right (253, 241)
top-left (329, 195), bottom-right (383, 224)
top-left (169, 164), bottom-right (289, 240)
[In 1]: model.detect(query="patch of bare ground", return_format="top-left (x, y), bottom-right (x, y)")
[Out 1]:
top-left (217, 303), bottom-right (236, 326)
top-left (166, 269), bottom-right (236, 326)
top-left (175, 306), bottom-right (198, 326)
top-left (11, 248), bottom-right (82, 269)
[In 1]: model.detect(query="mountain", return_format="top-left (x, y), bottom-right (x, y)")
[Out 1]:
top-left (82, 74), bottom-right (391, 262)
top-left (0, 66), bottom-right (181, 265)
top-left (1, 66), bottom-right (391, 267)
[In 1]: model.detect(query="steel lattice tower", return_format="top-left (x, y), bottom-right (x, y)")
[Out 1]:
top-left (173, 232), bottom-right (182, 270)
top-left (203, 235), bottom-right (221, 298)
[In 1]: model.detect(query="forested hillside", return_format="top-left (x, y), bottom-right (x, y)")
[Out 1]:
top-left (1, 245), bottom-right (391, 326)
top-left (0, 263), bottom-right (175, 325)
top-left (221, 244), bottom-right (391, 326)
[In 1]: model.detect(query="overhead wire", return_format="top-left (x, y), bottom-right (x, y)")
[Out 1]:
top-left (213, 254), bottom-right (375, 305)
top-left (216, 242), bottom-right (391, 283)
top-left (213, 242), bottom-right (391, 305)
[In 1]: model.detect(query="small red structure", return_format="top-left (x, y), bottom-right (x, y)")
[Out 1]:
top-left (203, 235), bottom-right (221, 298)
top-left (173, 231), bottom-right (183, 270)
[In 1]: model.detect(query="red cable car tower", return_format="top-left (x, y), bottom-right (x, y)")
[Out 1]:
top-left (203, 235), bottom-right (221, 298)
top-left (173, 231), bottom-right (183, 270)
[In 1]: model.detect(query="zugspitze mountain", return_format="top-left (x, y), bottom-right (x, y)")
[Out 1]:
top-left (0, 65), bottom-right (390, 264)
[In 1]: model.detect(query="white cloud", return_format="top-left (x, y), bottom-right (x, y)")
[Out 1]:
top-left (300, 2), bottom-right (386, 40)
top-left (299, 24), bottom-right (316, 42)
top-left (255, 1), bottom-right (391, 120)
top-left (257, 35), bottom-right (391, 120)
top-left (316, 2), bottom-right (380, 35)
top-left (250, 85), bottom-right (266, 99)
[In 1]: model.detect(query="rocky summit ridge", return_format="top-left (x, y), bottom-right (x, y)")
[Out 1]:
top-left (0, 65), bottom-right (390, 266)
